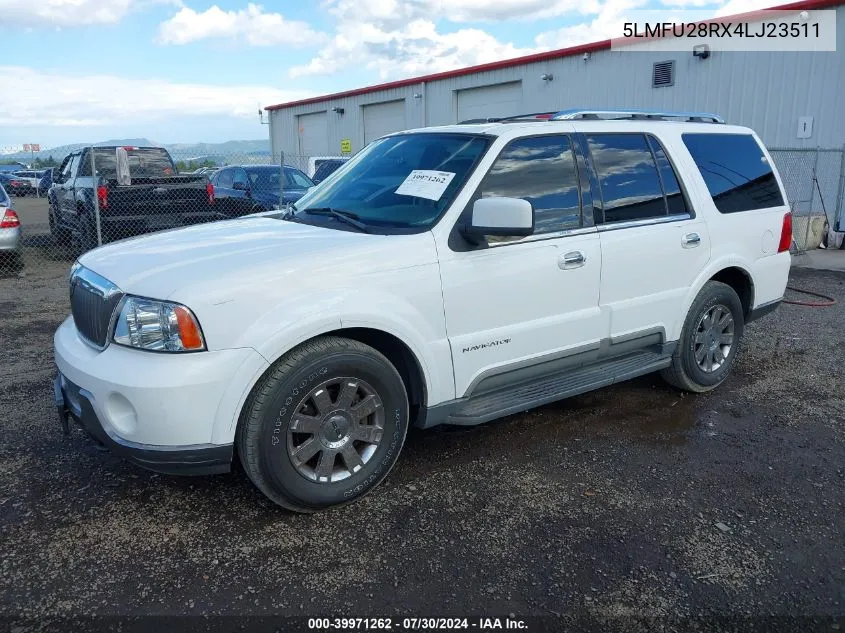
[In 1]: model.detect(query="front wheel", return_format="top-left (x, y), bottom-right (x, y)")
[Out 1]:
top-left (237, 336), bottom-right (409, 512)
top-left (661, 281), bottom-right (745, 393)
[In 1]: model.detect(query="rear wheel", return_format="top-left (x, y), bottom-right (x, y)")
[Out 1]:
top-left (661, 281), bottom-right (745, 393)
top-left (72, 213), bottom-right (99, 254)
top-left (237, 336), bottom-right (409, 512)
top-left (49, 203), bottom-right (71, 245)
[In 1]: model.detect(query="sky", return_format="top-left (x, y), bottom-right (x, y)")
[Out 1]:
top-left (0, 0), bottom-right (782, 149)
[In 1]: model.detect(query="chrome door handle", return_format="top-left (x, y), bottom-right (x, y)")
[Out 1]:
top-left (682, 233), bottom-right (701, 248)
top-left (559, 251), bottom-right (586, 269)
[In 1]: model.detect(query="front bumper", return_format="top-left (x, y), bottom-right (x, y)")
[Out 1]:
top-left (55, 374), bottom-right (232, 475)
top-left (53, 316), bottom-right (270, 475)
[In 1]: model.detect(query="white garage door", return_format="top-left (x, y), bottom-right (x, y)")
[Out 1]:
top-left (457, 82), bottom-right (523, 122)
top-left (297, 111), bottom-right (328, 158)
top-left (363, 100), bottom-right (407, 144)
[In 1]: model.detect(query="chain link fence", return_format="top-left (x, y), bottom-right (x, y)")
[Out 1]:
top-left (0, 149), bottom-right (331, 282)
top-left (767, 147), bottom-right (845, 251)
top-left (1, 145), bottom-right (843, 284)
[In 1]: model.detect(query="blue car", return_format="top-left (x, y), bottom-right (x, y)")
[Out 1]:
top-left (210, 165), bottom-right (314, 216)
top-left (38, 168), bottom-right (56, 197)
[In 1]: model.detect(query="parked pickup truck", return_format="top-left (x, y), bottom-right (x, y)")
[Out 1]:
top-left (49, 146), bottom-right (220, 250)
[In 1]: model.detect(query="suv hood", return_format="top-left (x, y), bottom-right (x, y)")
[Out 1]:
top-left (78, 216), bottom-right (429, 301)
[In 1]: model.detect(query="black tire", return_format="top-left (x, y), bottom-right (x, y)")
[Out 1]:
top-left (72, 213), bottom-right (99, 254)
top-left (49, 204), bottom-right (71, 245)
top-left (237, 336), bottom-right (409, 512)
top-left (661, 281), bottom-right (745, 393)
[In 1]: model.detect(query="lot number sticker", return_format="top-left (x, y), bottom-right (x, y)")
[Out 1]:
top-left (395, 170), bottom-right (456, 201)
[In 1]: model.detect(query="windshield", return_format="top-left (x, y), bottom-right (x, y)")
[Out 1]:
top-left (294, 133), bottom-right (490, 230)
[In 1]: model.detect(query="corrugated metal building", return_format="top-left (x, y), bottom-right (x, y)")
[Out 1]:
top-left (266, 0), bottom-right (845, 232)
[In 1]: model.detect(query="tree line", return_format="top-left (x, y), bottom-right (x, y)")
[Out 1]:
top-left (0, 156), bottom-right (59, 168)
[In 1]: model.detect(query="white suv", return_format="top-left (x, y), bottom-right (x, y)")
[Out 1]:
top-left (54, 109), bottom-right (792, 511)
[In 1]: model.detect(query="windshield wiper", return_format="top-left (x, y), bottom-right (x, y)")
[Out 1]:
top-left (303, 207), bottom-right (370, 233)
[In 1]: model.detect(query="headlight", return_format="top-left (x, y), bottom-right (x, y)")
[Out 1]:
top-left (112, 296), bottom-right (206, 352)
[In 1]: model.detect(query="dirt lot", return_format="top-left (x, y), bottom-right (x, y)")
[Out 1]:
top-left (1, 198), bottom-right (844, 631)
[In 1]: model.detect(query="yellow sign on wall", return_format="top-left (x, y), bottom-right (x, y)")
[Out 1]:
top-left (340, 139), bottom-right (352, 154)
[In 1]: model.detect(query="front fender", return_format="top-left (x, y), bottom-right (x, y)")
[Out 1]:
top-left (206, 260), bottom-right (452, 423)
top-left (245, 284), bottom-right (451, 407)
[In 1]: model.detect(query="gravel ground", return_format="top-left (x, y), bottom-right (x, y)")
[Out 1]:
top-left (1, 216), bottom-right (844, 632)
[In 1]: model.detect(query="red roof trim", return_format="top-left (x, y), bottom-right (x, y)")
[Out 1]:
top-left (266, 0), bottom-right (842, 111)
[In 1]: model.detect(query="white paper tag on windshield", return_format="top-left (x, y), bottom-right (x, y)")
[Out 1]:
top-left (395, 170), bottom-right (456, 201)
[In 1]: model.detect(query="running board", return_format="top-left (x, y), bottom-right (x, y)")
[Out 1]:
top-left (443, 349), bottom-right (673, 426)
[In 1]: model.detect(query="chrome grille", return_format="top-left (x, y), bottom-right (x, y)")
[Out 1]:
top-left (69, 266), bottom-right (123, 348)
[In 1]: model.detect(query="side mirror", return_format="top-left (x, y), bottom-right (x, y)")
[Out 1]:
top-left (464, 197), bottom-right (534, 238)
top-left (232, 181), bottom-right (248, 191)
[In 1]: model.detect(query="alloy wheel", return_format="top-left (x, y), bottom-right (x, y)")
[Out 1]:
top-left (694, 304), bottom-right (735, 373)
top-left (286, 377), bottom-right (384, 483)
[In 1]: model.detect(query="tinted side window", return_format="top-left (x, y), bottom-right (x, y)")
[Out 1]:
top-left (232, 168), bottom-right (248, 187)
top-left (59, 157), bottom-right (73, 180)
top-left (682, 133), bottom-right (784, 213)
top-left (647, 136), bottom-right (687, 215)
top-left (479, 135), bottom-right (581, 236)
top-left (78, 152), bottom-right (92, 177)
top-left (312, 162), bottom-right (335, 183)
top-left (217, 168), bottom-right (234, 188)
top-left (587, 134), bottom-right (666, 223)
top-left (68, 154), bottom-right (80, 178)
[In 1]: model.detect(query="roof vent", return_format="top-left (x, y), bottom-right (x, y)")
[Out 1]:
top-left (652, 61), bottom-right (675, 88)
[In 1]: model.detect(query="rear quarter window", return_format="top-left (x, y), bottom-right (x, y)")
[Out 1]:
top-left (682, 133), bottom-right (784, 213)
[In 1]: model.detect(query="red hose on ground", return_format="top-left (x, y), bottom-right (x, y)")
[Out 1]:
top-left (783, 286), bottom-right (837, 307)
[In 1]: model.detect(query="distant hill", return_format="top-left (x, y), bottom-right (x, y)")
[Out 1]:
top-left (1, 138), bottom-right (271, 165)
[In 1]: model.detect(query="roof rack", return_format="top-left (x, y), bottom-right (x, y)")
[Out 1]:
top-left (551, 109), bottom-right (725, 123)
top-left (496, 112), bottom-right (558, 122)
top-left (458, 112), bottom-right (557, 124)
top-left (459, 109), bottom-right (725, 125)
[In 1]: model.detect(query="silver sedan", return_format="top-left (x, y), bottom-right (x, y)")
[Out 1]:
top-left (0, 184), bottom-right (22, 267)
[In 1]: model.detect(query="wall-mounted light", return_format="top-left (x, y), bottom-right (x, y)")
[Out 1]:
top-left (413, 93), bottom-right (423, 99)
top-left (331, 106), bottom-right (345, 115)
top-left (693, 44), bottom-right (710, 59)
top-left (540, 73), bottom-right (554, 82)
top-left (582, 52), bottom-right (591, 62)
